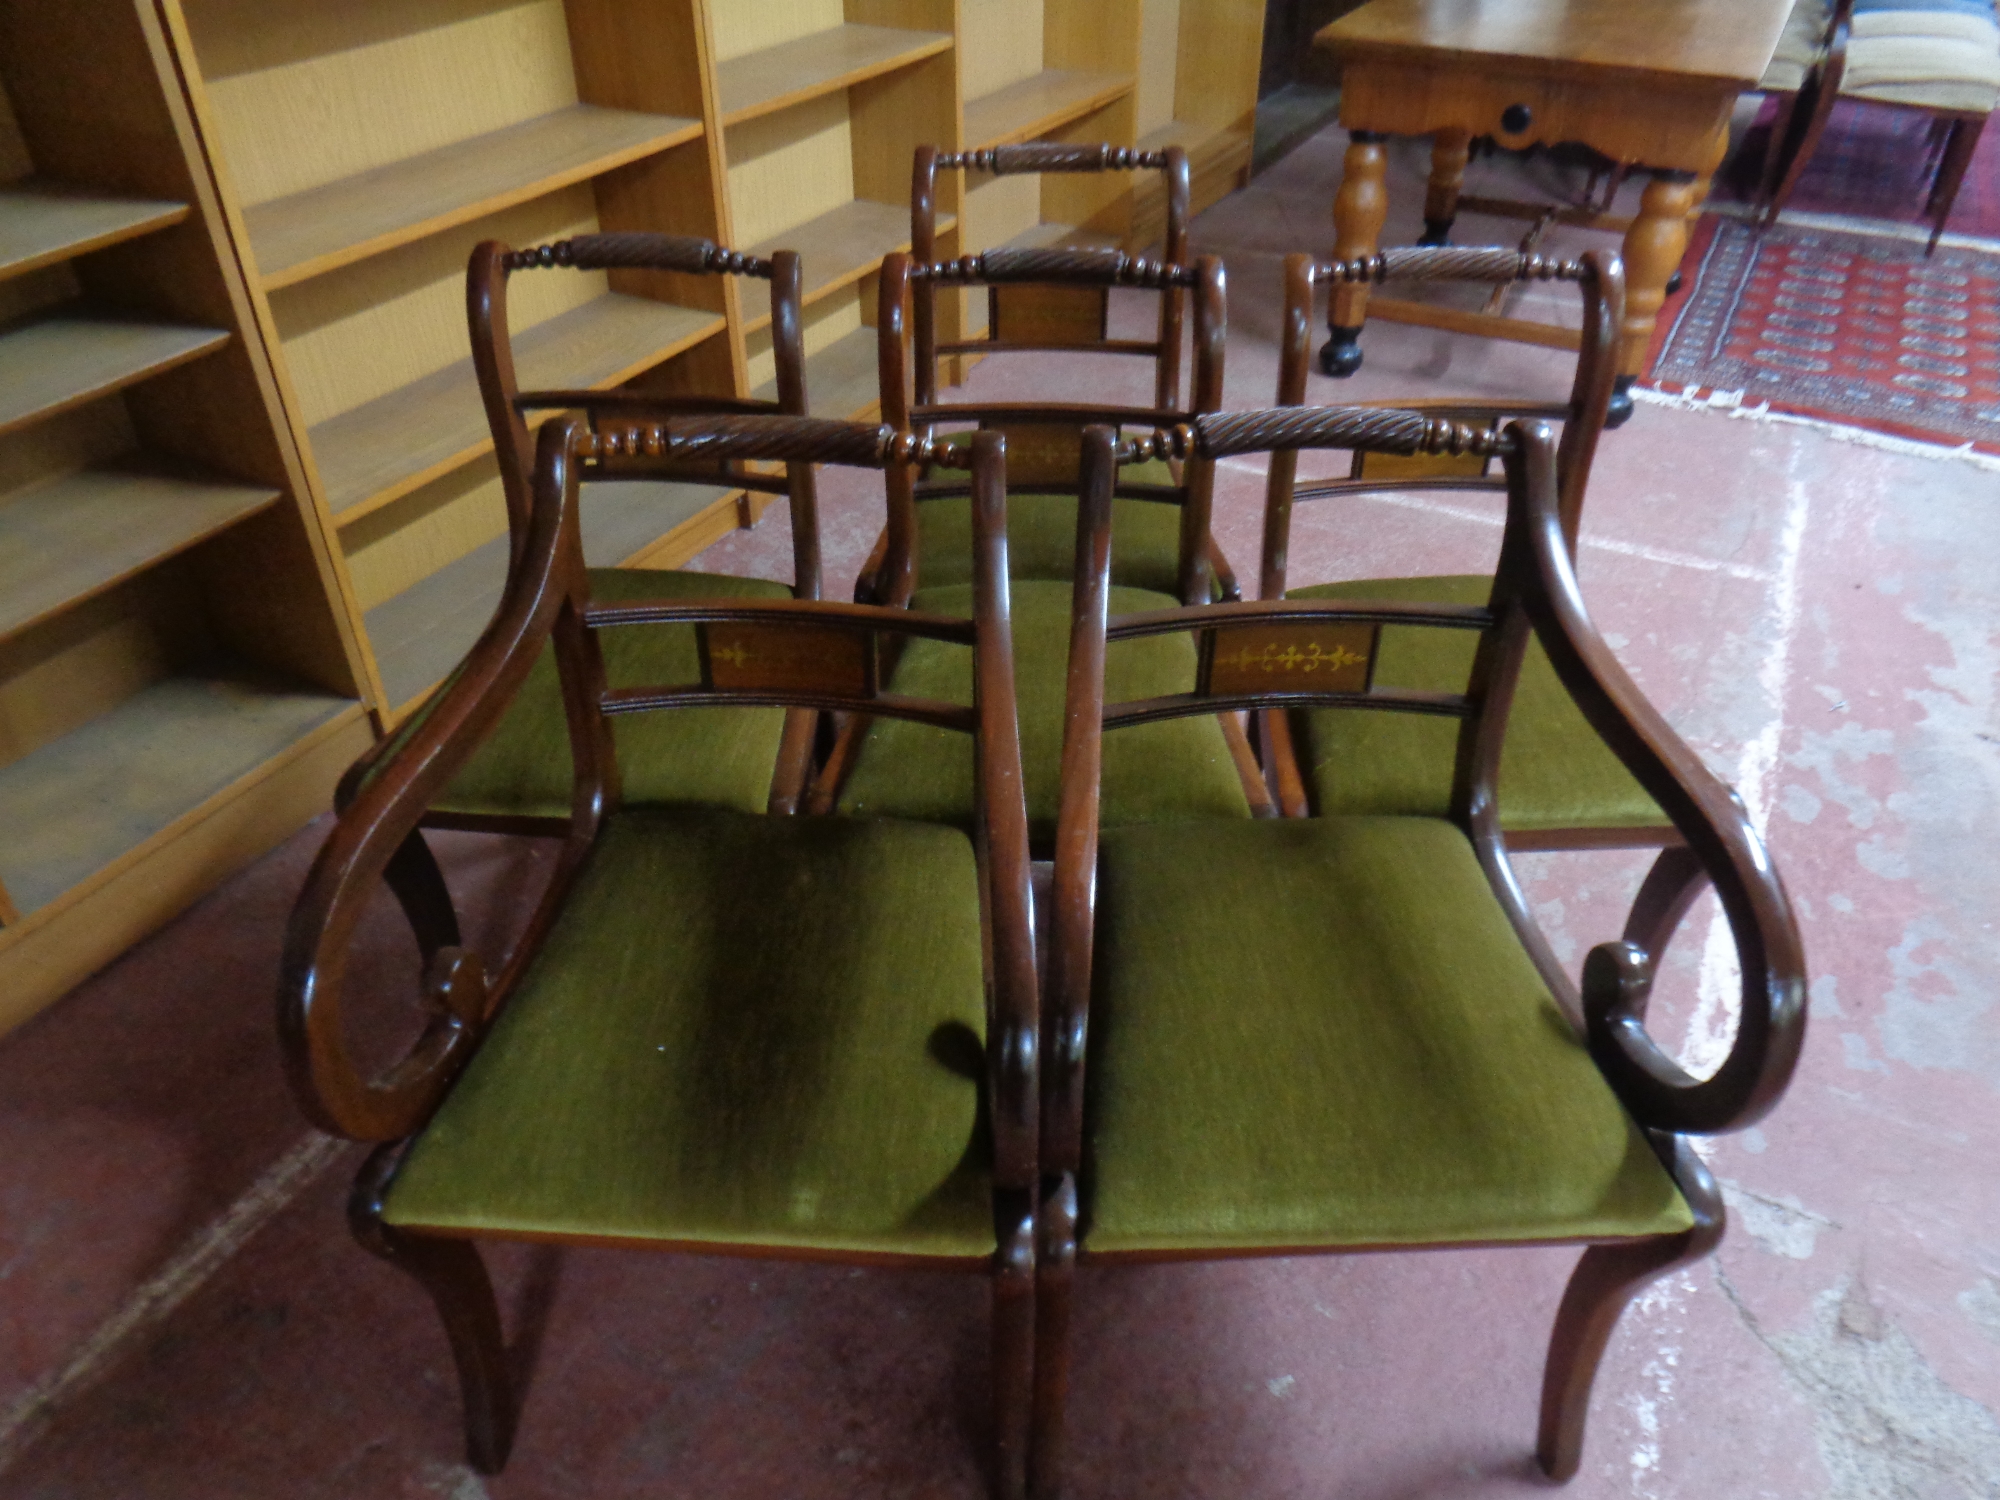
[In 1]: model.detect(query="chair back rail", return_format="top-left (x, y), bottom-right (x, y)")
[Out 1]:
top-left (1049, 414), bottom-right (1805, 1179)
top-left (282, 416), bottom-right (1037, 1186)
top-left (911, 143), bottom-right (1191, 408)
top-left (1261, 247), bottom-right (1623, 600)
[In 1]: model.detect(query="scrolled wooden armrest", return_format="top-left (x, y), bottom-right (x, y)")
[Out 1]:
top-left (278, 419), bottom-right (585, 1142)
top-left (1500, 423), bottom-right (1807, 1134)
top-left (967, 431), bottom-right (1038, 1188)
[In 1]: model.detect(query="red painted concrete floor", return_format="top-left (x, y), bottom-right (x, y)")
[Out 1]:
top-left (4, 128), bottom-right (1998, 1499)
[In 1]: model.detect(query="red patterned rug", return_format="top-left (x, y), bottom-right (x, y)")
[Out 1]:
top-left (1646, 215), bottom-right (2000, 453)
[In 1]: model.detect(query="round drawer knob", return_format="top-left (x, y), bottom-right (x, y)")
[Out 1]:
top-left (1501, 103), bottom-right (1533, 134)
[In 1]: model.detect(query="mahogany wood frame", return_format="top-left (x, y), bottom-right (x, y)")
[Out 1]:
top-left (1033, 415), bottom-right (1807, 1494)
top-left (911, 143), bottom-right (1194, 409)
top-left (280, 414), bottom-right (1040, 1496)
top-left (857, 245), bottom-right (1232, 609)
top-left (1756, 0), bottom-right (1992, 252)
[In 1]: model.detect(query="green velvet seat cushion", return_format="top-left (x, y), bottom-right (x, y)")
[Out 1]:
top-left (434, 568), bottom-right (792, 819)
top-left (836, 579), bottom-right (1250, 846)
top-left (384, 807), bottom-right (994, 1259)
top-left (1289, 575), bottom-right (1670, 833)
top-left (913, 456), bottom-right (1181, 594)
top-left (1082, 815), bottom-right (1694, 1254)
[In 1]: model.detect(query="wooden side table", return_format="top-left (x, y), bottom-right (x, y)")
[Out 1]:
top-left (1314, 0), bottom-right (1790, 423)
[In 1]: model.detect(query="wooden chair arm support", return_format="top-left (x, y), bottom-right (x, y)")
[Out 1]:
top-left (1498, 424), bottom-right (1807, 1135)
top-left (1044, 428), bottom-right (1118, 1175)
top-left (969, 431), bottom-right (1039, 1190)
top-left (278, 421), bottom-right (584, 1142)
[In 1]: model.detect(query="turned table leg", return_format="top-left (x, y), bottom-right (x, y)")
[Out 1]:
top-left (1664, 125), bottom-right (1730, 297)
top-left (1610, 168), bottom-right (1697, 427)
top-left (1320, 129), bottom-right (1388, 377)
top-left (1421, 127), bottom-right (1472, 246)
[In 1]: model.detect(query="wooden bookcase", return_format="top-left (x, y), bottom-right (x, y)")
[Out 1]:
top-left (155, 0), bottom-right (1261, 726)
top-left (0, 0), bottom-right (372, 1031)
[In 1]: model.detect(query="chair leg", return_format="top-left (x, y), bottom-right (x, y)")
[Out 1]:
top-left (1753, 92), bottom-right (1799, 213)
top-left (1536, 1137), bottom-right (1723, 1480)
top-left (1925, 115), bottom-right (1985, 253)
top-left (993, 1188), bottom-right (1037, 1500)
top-left (350, 1145), bottom-right (518, 1474)
top-left (1030, 1174), bottom-right (1079, 1499)
top-left (1765, 77), bottom-right (1840, 227)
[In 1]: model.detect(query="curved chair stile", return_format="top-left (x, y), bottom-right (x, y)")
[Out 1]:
top-left (281, 413), bottom-right (1041, 1497)
top-left (1032, 412), bottom-right (1807, 1496)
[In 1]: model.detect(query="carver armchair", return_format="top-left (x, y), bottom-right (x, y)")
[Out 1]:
top-left (1033, 415), bottom-right (1807, 1494)
top-left (282, 415), bottom-right (1039, 1496)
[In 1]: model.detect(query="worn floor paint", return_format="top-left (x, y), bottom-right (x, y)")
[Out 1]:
top-left (0, 127), bottom-right (1995, 1498)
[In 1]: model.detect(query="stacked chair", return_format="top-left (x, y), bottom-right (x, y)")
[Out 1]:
top-left (832, 239), bottom-right (1260, 849)
top-left (282, 149), bottom-right (1809, 1499)
top-left (379, 235), bottom-right (827, 827)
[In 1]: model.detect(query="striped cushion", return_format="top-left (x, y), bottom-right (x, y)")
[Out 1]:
top-left (1845, 32), bottom-right (2000, 108)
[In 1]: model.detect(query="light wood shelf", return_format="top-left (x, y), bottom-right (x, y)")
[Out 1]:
top-left (0, 668), bottom-right (353, 916)
top-left (0, 460), bottom-right (280, 642)
top-left (365, 533), bottom-right (508, 715)
top-left (741, 201), bottom-right (956, 331)
top-left (0, 181), bottom-right (189, 282)
top-left (584, 480), bottom-right (737, 570)
top-left (244, 106), bottom-right (704, 291)
top-left (315, 294), bottom-right (724, 523)
top-left (997, 221), bottom-right (1119, 252)
top-left (0, 313), bottom-right (229, 438)
top-left (366, 478), bottom-right (739, 714)
top-left (963, 70), bottom-right (1133, 152)
top-left (717, 23), bottom-right (952, 127)
top-left (758, 324), bottom-right (882, 421)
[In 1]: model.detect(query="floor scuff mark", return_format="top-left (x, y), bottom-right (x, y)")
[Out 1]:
top-left (1719, 1272), bottom-right (2000, 1498)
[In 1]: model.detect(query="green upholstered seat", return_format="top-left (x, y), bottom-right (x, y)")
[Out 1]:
top-left (1081, 816), bottom-right (1694, 1254)
top-left (1288, 575), bottom-right (1670, 833)
top-left (836, 579), bottom-right (1250, 845)
top-left (912, 456), bottom-right (1183, 594)
top-left (434, 568), bottom-right (792, 819)
top-left (384, 807), bottom-right (995, 1259)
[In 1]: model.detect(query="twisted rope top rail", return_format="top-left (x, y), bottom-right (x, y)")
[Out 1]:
top-left (569, 407), bottom-right (1516, 474)
top-left (1311, 247), bottom-right (1591, 285)
top-left (936, 144), bottom-right (1177, 174)
top-left (912, 246), bottom-right (1200, 288)
top-left (503, 232), bottom-right (772, 278)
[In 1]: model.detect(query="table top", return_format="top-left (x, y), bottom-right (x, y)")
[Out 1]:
top-left (1317, 0), bottom-right (1793, 90)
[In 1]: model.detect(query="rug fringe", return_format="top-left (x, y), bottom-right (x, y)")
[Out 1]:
top-left (1634, 384), bottom-right (2000, 473)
